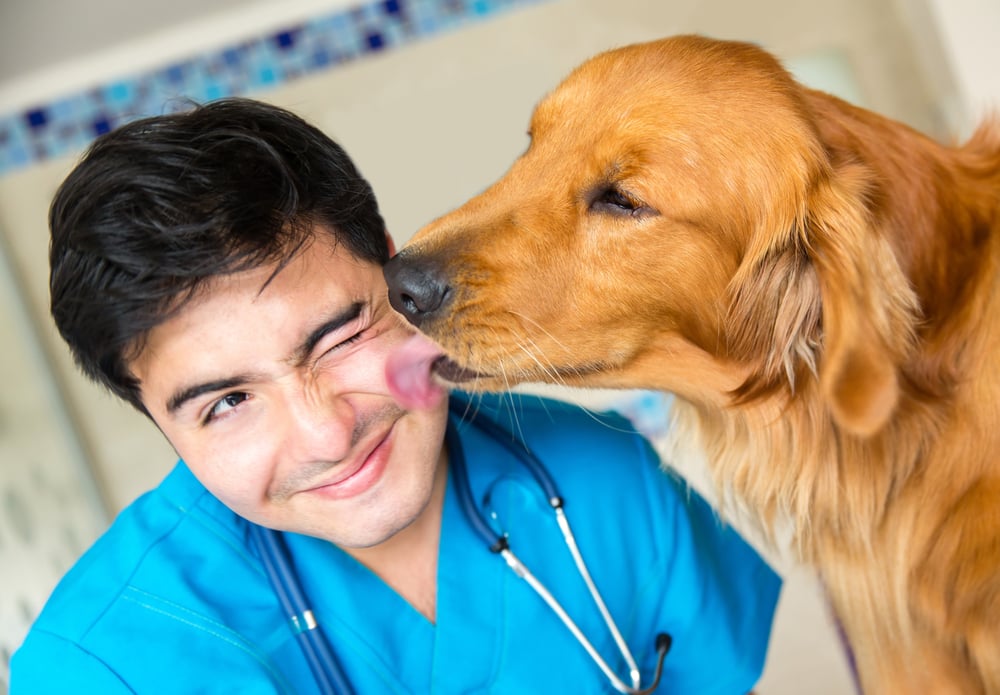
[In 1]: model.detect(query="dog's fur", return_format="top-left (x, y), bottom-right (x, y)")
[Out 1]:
top-left (383, 36), bottom-right (1000, 693)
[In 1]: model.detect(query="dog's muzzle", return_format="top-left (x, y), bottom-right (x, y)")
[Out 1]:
top-left (384, 251), bottom-right (453, 329)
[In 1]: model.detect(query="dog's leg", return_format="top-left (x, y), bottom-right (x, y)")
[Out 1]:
top-left (910, 639), bottom-right (989, 695)
top-left (817, 555), bottom-right (908, 694)
top-left (911, 476), bottom-right (1000, 694)
top-left (818, 550), bottom-right (983, 694)
top-left (970, 621), bottom-right (1000, 695)
top-left (849, 632), bottom-right (981, 695)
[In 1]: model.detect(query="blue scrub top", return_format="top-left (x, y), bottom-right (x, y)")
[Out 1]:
top-left (12, 393), bottom-right (780, 693)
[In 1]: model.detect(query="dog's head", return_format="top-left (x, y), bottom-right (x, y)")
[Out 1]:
top-left (385, 35), bottom-right (918, 436)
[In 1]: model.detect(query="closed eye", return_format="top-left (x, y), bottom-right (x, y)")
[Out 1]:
top-left (338, 331), bottom-right (365, 348)
top-left (589, 186), bottom-right (656, 217)
top-left (318, 330), bottom-right (365, 361)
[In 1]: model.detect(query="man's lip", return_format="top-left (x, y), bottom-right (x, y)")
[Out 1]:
top-left (303, 423), bottom-right (394, 492)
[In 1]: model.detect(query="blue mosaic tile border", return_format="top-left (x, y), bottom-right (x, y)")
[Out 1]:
top-left (0, 0), bottom-right (547, 178)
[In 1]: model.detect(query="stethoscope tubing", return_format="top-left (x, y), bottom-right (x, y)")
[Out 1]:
top-left (249, 523), bottom-right (354, 695)
top-left (446, 401), bottom-right (661, 694)
top-left (250, 399), bottom-right (669, 695)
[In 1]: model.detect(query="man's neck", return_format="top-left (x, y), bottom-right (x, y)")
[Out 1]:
top-left (343, 451), bottom-right (448, 623)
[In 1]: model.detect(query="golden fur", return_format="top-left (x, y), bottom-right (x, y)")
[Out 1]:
top-left (384, 36), bottom-right (1000, 693)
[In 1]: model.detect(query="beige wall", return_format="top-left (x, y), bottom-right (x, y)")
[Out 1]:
top-left (1, 0), bottom-right (956, 514)
top-left (922, 0), bottom-right (1000, 135)
top-left (0, 0), bottom-right (982, 690)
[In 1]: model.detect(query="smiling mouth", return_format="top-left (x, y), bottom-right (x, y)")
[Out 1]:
top-left (305, 451), bottom-right (373, 492)
top-left (314, 455), bottom-right (370, 489)
top-left (295, 416), bottom-right (399, 495)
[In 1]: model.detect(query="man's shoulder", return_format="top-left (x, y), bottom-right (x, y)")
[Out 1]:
top-left (27, 462), bottom-right (245, 642)
top-left (13, 464), bottom-right (294, 690)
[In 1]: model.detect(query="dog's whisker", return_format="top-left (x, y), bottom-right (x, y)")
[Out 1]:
top-left (489, 335), bottom-right (530, 445)
top-left (515, 335), bottom-right (568, 387)
top-left (505, 310), bottom-right (575, 358)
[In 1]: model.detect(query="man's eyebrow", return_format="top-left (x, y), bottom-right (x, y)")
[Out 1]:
top-left (166, 376), bottom-right (251, 415)
top-left (293, 301), bottom-right (365, 365)
top-left (163, 302), bottom-right (365, 416)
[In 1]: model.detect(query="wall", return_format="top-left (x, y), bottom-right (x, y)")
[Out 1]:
top-left (924, 0), bottom-right (1000, 134)
top-left (0, 0), bottom-right (988, 692)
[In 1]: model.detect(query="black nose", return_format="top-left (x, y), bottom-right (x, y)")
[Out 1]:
top-left (383, 252), bottom-right (452, 327)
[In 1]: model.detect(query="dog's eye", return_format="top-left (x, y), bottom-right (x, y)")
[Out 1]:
top-left (595, 188), bottom-right (635, 210)
top-left (591, 187), bottom-right (648, 216)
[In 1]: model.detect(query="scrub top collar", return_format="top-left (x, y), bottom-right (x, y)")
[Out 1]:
top-left (278, 404), bottom-right (534, 693)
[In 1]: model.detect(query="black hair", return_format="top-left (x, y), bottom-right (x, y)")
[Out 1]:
top-left (49, 97), bottom-right (388, 413)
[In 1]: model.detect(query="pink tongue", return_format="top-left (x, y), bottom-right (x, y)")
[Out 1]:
top-left (385, 333), bottom-right (448, 410)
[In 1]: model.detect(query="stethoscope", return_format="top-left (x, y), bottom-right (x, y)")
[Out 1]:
top-left (249, 399), bottom-right (672, 695)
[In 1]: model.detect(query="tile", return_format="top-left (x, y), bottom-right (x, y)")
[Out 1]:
top-left (0, 0), bottom-right (548, 178)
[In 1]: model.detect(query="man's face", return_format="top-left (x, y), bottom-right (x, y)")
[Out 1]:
top-left (131, 232), bottom-right (449, 548)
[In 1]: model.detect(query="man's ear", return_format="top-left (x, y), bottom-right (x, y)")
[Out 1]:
top-left (804, 165), bottom-right (918, 437)
top-left (386, 232), bottom-right (397, 256)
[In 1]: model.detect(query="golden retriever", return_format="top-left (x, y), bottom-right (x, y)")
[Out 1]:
top-left (382, 35), bottom-right (1000, 693)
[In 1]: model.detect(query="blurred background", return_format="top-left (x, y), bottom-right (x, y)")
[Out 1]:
top-left (0, 0), bottom-right (996, 692)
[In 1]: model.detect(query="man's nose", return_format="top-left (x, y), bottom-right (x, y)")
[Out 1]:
top-left (282, 387), bottom-right (355, 462)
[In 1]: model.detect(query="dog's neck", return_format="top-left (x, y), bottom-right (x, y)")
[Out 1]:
top-left (661, 385), bottom-right (930, 562)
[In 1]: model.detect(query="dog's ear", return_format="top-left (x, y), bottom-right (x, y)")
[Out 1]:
top-left (727, 237), bottom-right (822, 403)
top-left (803, 164), bottom-right (917, 437)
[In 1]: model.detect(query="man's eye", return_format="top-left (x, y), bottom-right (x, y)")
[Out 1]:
top-left (205, 392), bottom-right (249, 423)
top-left (319, 331), bottom-right (365, 360)
top-left (337, 332), bottom-right (364, 349)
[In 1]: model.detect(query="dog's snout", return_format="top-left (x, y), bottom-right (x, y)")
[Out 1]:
top-left (383, 253), bottom-right (452, 327)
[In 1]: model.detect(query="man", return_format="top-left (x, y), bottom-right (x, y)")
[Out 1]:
top-left (12, 98), bottom-right (780, 693)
